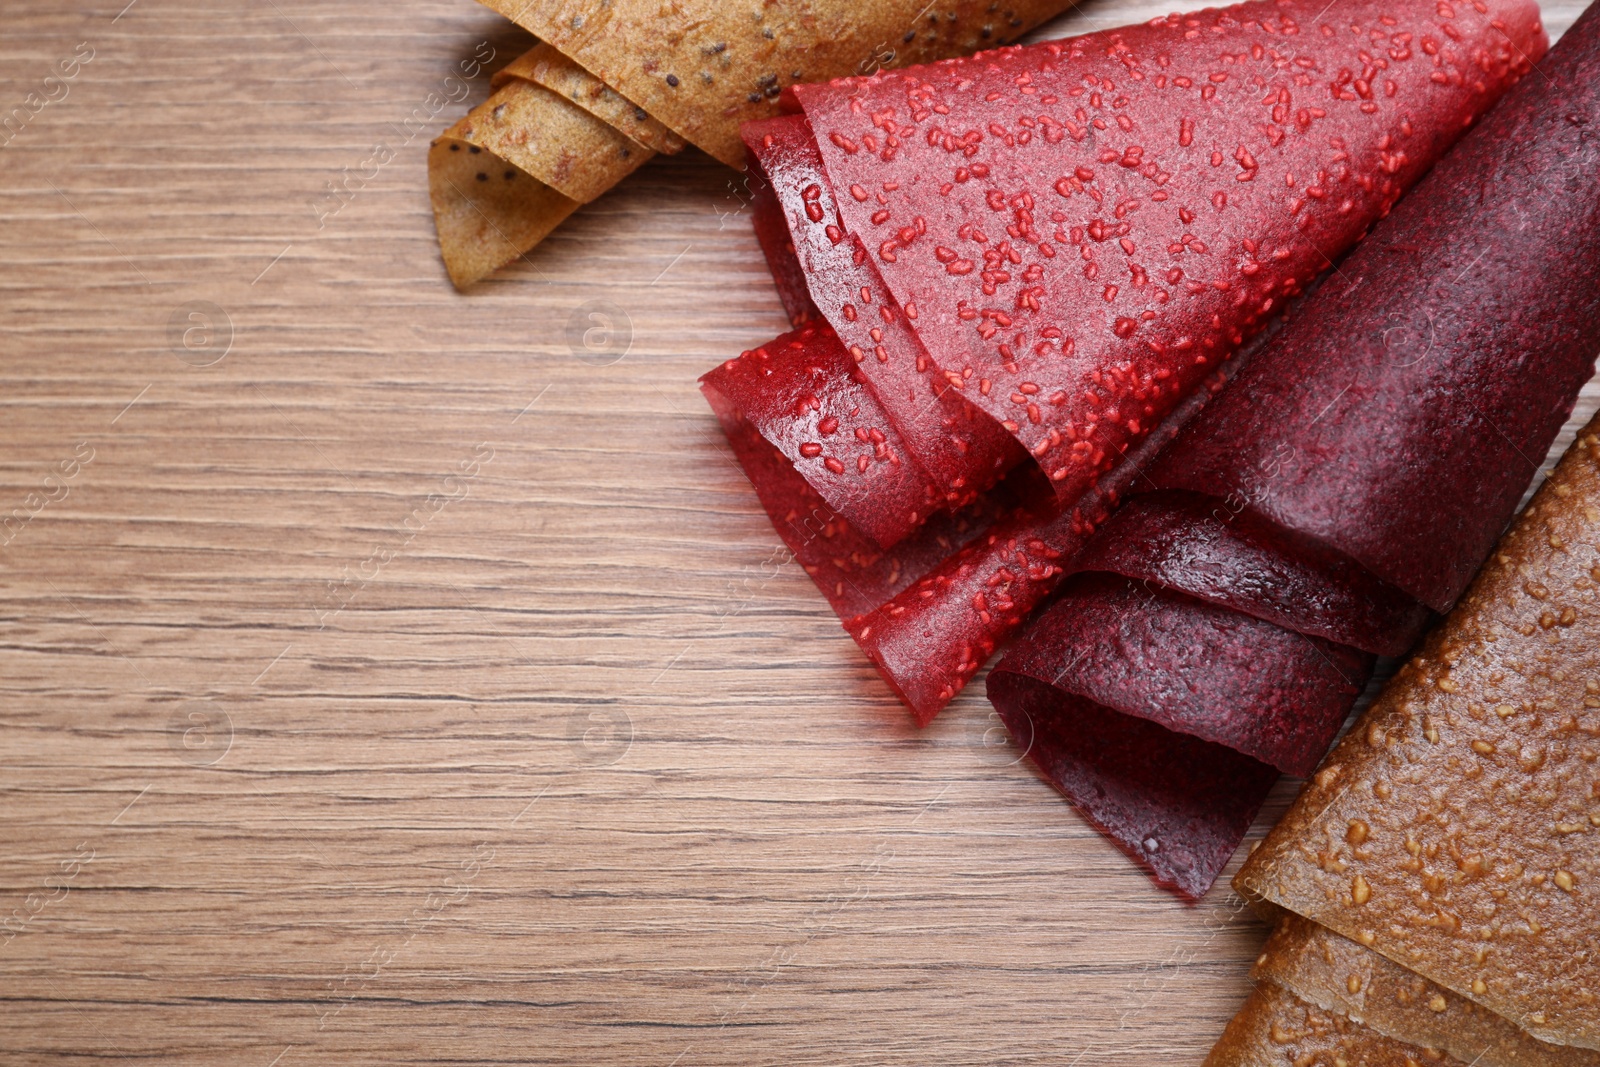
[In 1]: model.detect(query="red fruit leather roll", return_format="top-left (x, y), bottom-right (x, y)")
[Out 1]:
top-left (1148, 1), bottom-right (1600, 614)
top-left (792, 0), bottom-right (1545, 502)
top-left (987, 573), bottom-right (1372, 899)
top-left (742, 113), bottom-right (1024, 513)
top-left (714, 0), bottom-right (1546, 726)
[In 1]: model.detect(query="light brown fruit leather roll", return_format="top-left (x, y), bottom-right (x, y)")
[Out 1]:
top-left (1234, 413), bottom-right (1600, 1051)
top-left (1251, 916), bottom-right (1600, 1067)
top-left (1205, 980), bottom-right (1466, 1067)
top-left (434, 0), bottom-right (1076, 286)
top-left (430, 48), bottom-right (656, 288)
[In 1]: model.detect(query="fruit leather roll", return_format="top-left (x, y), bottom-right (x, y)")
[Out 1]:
top-left (779, 0), bottom-right (1543, 508)
top-left (989, 0), bottom-right (1600, 901)
top-left (708, 0), bottom-right (1546, 721)
top-left (1232, 408), bottom-right (1600, 1050)
top-left (1215, 915), bottom-right (1600, 1067)
top-left (436, 0), bottom-right (1076, 287)
top-left (736, 0), bottom-right (1544, 519)
top-left (430, 44), bottom-right (681, 288)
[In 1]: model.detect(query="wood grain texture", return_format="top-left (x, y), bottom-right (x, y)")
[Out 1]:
top-left (0, 2), bottom-right (1592, 1064)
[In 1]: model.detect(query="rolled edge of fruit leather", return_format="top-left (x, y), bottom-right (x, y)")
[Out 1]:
top-left (700, 320), bottom-right (954, 548)
top-left (430, 47), bottom-right (663, 289)
top-left (1232, 412), bottom-right (1600, 1049)
top-left (986, 0), bottom-right (1600, 901)
top-left (986, 574), bottom-right (1374, 900)
top-left (1203, 980), bottom-right (1470, 1067)
top-left (493, 43), bottom-right (687, 156)
top-left (1070, 492), bottom-right (1433, 657)
top-left (788, 0), bottom-right (1545, 505)
top-left (1241, 915), bottom-right (1600, 1067)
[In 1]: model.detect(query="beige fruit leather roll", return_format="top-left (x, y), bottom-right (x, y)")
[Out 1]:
top-left (430, 44), bottom-right (672, 288)
top-left (1231, 411), bottom-right (1600, 1052)
top-left (433, 0), bottom-right (1074, 287)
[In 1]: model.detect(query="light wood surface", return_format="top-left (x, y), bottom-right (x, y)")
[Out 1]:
top-left (1, 2), bottom-right (1593, 1064)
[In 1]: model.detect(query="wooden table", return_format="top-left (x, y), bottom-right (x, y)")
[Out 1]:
top-left (1, 1), bottom-right (1592, 1063)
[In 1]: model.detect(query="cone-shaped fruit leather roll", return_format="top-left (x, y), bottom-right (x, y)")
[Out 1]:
top-left (711, 0), bottom-right (1547, 724)
top-left (990, 1), bottom-right (1600, 902)
top-left (781, 0), bottom-right (1544, 505)
top-left (1231, 407), bottom-right (1600, 1050)
top-left (434, 0), bottom-right (1077, 287)
top-left (430, 44), bottom-right (677, 288)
